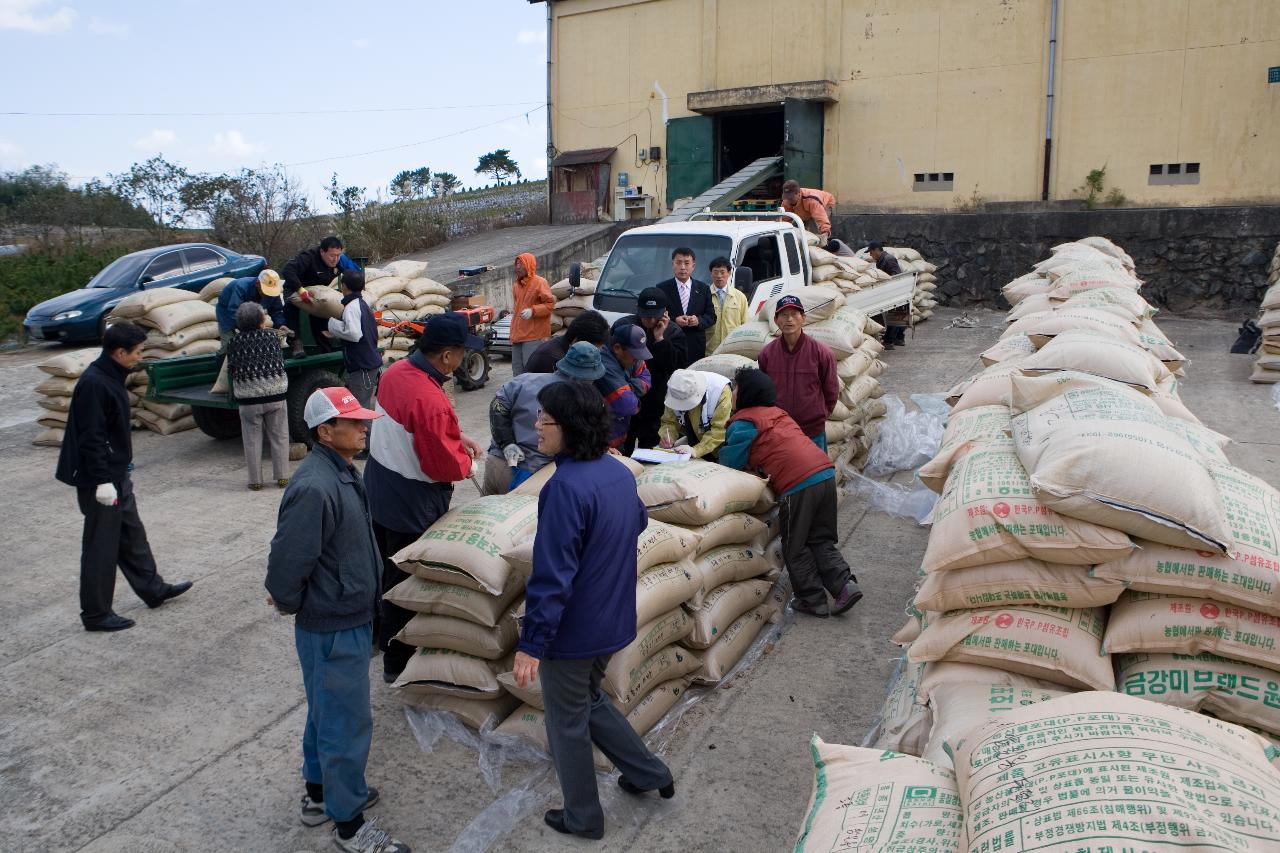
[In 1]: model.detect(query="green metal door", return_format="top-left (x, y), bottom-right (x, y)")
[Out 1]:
top-left (783, 98), bottom-right (824, 189)
top-left (665, 115), bottom-right (715, 207)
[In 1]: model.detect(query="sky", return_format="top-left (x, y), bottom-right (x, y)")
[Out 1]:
top-left (0, 0), bottom-right (549, 210)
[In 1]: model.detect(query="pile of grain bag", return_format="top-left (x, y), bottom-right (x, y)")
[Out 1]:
top-left (1251, 240), bottom-right (1280, 383)
top-left (699, 287), bottom-right (889, 476)
top-left (352, 261), bottom-right (453, 366)
top-left (548, 274), bottom-right (598, 334)
top-left (32, 348), bottom-right (101, 446)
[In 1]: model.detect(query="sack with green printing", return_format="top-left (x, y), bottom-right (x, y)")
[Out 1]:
top-left (1117, 651), bottom-right (1280, 737)
top-left (921, 682), bottom-right (1069, 768)
top-left (635, 460), bottom-right (766, 526)
top-left (914, 559), bottom-right (1124, 612)
top-left (393, 494), bottom-right (539, 594)
top-left (1104, 591), bottom-right (1280, 672)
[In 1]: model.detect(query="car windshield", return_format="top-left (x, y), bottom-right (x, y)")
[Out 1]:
top-left (87, 254), bottom-right (149, 288)
top-left (596, 234), bottom-right (733, 297)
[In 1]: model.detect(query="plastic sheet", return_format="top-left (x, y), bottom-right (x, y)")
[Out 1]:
top-left (1271, 383), bottom-right (1280, 412)
top-left (842, 469), bottom-right (938, 525)
top-left (863, 395), bottom-right (947, 477)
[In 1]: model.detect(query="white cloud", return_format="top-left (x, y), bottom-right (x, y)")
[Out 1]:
top-left (0, 139), bottom-right (24, 166)
top-left (0, 0), bottom-right (76, 33)
top-left (516, 29), bottom-right (545, 45)
top-left (134, 129), bottom-right (177, 151)
top-left (209, 130), bottom-right (265, 159)
top-left (88, 15), bottom-right (128, 36)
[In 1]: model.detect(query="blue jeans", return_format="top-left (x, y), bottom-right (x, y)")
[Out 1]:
top-left (296, 623), bottom-right (373, 823)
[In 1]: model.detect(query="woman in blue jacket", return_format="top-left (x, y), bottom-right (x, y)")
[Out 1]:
top-left (512, 381), bottom-right (675, 840)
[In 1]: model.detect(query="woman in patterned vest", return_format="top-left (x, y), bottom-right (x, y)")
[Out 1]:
top-left (227, 301), bottom-right (290, 490)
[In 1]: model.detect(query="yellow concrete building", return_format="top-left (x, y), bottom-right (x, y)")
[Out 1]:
top-left (535, 0), bottom-right (1280, 216)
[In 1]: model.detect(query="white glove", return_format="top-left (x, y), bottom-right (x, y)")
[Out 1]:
top-left (95, 482), bottom-right (118, 507)
top-left (673, 445), bottom-right (693, 458)
top-left (519, 308), bottom-right (533, 320)
top-left (503, 443), bottom-right (525, 467)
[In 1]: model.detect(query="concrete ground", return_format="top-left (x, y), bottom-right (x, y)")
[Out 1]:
top-left (2, 307), bottom-right (1276, 852)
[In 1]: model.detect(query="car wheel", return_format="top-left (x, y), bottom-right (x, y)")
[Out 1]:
top-left (454, 348), bottom-right (490, 392)
top-left (191, 405), bottom-right (242, 440)
top-left (288, 368), bottom-right (344, 445)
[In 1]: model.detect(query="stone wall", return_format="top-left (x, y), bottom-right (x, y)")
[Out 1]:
top-left (832, 206), bottom-right (1280, 313)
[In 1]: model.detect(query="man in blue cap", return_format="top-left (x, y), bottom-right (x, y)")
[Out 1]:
top-left (597, 323), bottom-right (652, 450)
top-left (483, 342), bottom-right (606, 494)
top-left (364, 312), bottom-right (487, 683)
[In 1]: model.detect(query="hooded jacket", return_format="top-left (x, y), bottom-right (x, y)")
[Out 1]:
top-left (509, 253), bottom-right (555, 344)
top-left (55, 353), bottom-right (133, 488)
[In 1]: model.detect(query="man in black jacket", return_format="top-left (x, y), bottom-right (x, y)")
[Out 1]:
top-left (655, 246), bottom-right (716, 361)
top-left (265, 387), bottom-right (410, 853)
top-left (282, 236), bottom-right (355, 357)
top-left (614, 287), bottom-right (688, 453)
top-left (55, 322), bottom-right (192, 632)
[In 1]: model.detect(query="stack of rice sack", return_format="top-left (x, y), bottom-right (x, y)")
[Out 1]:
top-left (877, 246), bottom-right (939, 324)
top-left (32, 348), bottom-right (101, 446)
top-left (1251, 242), bottom-right (1280, 382)
top-left (696, 286), bottom-right (889, 478)
top-left (356, 261), bottom-right (453, 365)
top-left (548, 274), bottom-right (598, 335)
top-left (197, 276), bottom-right (233, 306)
top-left (805, 240), bottom-right (873, 294)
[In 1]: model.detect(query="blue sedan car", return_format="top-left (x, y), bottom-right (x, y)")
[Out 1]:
top-left (23, 243), bottom-right (266, 343)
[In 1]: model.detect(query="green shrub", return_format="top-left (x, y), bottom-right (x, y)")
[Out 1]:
top-left (0, 246), bottom-right (134, 339)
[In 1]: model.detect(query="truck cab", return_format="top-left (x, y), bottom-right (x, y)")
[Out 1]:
top-left (590, 212), bottom-right (812, 324)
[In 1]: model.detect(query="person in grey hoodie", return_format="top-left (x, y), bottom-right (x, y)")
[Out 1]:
top-left (265, 387), bottom-right (410, 853)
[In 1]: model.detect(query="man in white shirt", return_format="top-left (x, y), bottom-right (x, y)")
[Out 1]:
top-left (655, 247), bottom-right (716, 360)
top-left (324, 271), bottom-right (383, 460)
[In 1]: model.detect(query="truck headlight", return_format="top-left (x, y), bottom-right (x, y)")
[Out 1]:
top-left (52, 310), bottom-right (83, 321)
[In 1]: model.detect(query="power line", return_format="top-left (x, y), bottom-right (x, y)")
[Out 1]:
top-left (284, 106), bottom-right (547, 168)
top-left (1, 101), bottom-right (544, 118)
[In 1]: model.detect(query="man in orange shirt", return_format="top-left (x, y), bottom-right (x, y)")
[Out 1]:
top-left (509, 252), bottom-right (556, 376)
top-left (780, 180), bottom-right (835, 239)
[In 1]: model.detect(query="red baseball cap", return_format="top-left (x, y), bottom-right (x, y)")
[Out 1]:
top-left (303, 387), bottom-right (383, 428)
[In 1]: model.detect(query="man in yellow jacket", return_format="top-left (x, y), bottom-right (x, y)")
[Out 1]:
top-left (704, 256), bottom-right (749, 355)
top-left (658, 368), bottom-right (733, 461)
top-left (509, 252), bottom-right (556, 376)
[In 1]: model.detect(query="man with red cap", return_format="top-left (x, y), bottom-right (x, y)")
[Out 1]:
top-left (266, 387), bottom-right (412, 853)
top-left (756, 294), bottom-right (839, 450)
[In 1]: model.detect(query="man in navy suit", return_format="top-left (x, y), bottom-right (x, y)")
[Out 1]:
top-left (655, 247), bottom-right (717, 361)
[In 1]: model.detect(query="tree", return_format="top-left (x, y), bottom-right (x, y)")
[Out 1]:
top-left (432, 171), bottom-right (461, 197)
top-left (109, 155), bottom-right (191, 231)
top-left (390, 167), bottom-right (431, 201)
top-left (475, 149), bottom-right (520, 184)
top-left (183, 165), bottom-right (313, 264)
top-left (326, 173), bottom-right (367, 227)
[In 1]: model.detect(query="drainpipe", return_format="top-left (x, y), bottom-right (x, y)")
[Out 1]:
top-left (1041, 0), bottom-right (1059, 201)
top-left (546, 0), bottom-right (554, 222)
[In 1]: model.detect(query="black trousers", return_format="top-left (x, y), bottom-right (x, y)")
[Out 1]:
top-left (75, 477), bottom-right (167, 623)
top-left (779, 477), bottom-right (854, 607)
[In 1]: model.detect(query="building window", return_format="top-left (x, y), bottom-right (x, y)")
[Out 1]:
top-left (1269, 66), bottom-right (1280, 84)
top-left (913, 171), bottom-right (954, 192)
top-left (1149, 162), bottom-right (1201, 185)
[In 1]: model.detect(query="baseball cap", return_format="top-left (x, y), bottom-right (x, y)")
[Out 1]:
top-left (665, 369), bottom-right (707, 412)
top-left (418, 311), bottom-right (484, 353)
top-left (556, 341), bottom-right (606, 380)
top-left (775, 294), bottom-right (806, 316)
top-left (611, 324), bottom-right (653, 361)
top-left (257, 269), bottom-right (284, 297)
top-left (635, 287), bottom-right (667, 319)
top-left (303, 386), bottom-right (383, 429)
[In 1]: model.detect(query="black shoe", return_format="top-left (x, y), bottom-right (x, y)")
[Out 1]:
top-left (84, 614), bottom-right (136, 632)
top-left (618, 776), bottom-right (675, 799)
top-left (792, 598), bottom-right (831, 618)
top-left (543, 809), bottom-right (603, 840)
top-left (145, 581), bottom-right (193, 609)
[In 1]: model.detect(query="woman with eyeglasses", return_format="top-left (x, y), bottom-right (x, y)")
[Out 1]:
top-left (511, 381), bottom-right (675, 840)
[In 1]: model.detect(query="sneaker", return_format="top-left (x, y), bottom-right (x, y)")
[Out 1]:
top-left (248, 483), bottom-right (263, 491)
top-left (831, 581), bottom-right (863, 615)
top-left (300, 787), bottom-right (380, 827)
top-left (331, 818), bottom-right (410, 853)
top-left (792, 598), bottom-right (830, 618)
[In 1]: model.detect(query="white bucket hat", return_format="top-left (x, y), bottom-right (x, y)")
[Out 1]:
top-left (664, 369), bottom-right (707, 412)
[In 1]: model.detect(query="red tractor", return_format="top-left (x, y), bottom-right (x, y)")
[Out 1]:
top-left (376, 303), bottom-right (496, 392)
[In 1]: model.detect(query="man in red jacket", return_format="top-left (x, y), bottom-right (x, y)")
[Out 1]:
top-left (364, 313), bottom-right (486, 682)
top-left (757, 295), bottom-right (839, 450)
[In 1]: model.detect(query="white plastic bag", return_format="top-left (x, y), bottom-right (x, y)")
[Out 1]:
top-left (863, 395), bottom-right (946, 477)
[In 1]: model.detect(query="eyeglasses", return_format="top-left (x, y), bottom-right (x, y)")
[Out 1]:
top-left (535, 417), bottom-right (559, 428)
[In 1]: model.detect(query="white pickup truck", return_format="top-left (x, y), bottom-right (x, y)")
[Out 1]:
top-left (579, 212), bottom-right (916, 326)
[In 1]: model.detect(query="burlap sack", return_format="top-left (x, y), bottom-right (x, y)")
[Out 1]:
top-left (1010, 376), bottom-right (1232, 553)
top-left (32, 427), bottom-right (64, 447)
top-left (839, 375), bottom-right (882, 410)
top-left (1004, 292), bottom-right (1054, 323)
top-left (1056, 285), bottom-right (1156, 322)
top-left (287, 286), bottom-right (343, 319)
top-left (908, 605), bottom-right (1113, 690)
top-left (952, 692), bottom-right (1280, 853)
top-left (1075, 236), bottom-right (1135, 269)
top-left (394, 611), bottom-right (518, 660)
top-left (1093, 465), bottom-right (1280, 617)
top-left (914, 559), bottom-right (1124, 612)
top-left (916, 660), bottom-right (1067, 708)
top-left (602, 608), bottom-right (694, 701)
top-left (390, 648), bottom-right (512, 698)
top-left (688, 591), bottom-right (783, 684)
top-left (979, 333), bottom-right (1036, 367)
top-left (140, 339), bottom-right (220, 361)
top-left (922, 443), bottom-right (1133, 573)
top-left (1019, 329), bottom-right (1171, 392)
top-left (1150, 385), bottom-right (1200, 423)
top-left (37, 395), bottom-right (70, 413)
top-left (793, 738), bottom-right (962, 853)
top-left (688, 513), bottom-right (769, 555)
top-left (687, 353), bottom-right (756, 380)
top-left (1136, 318), bottom-right (1188, 370)
top-left (1001, 272), bottom-right (1052, 306)
top-left (1104, 591), bottom-right (1280, 671)
top-left (690, 545), bottom-right (771, 603)
top-left (802, 307), bottom-right (869, 357)
top-left (713, 321), bottom-right (771, 358)
top-left (139, 399), bottom-right (191, 420)
top-left (870, 656), bottom-right (933, 754)
top-left (35, 376), bottom-right (77, 396)
top-left (38, 348), bottom-right (98, 378)
top-left (836, 349), bottom-right (874, 382)
top-left (494, 704), bottom-right (618, 770)
top-left (685, 579), bottom-right (774, 649)
top-left (918, 405), bottom-right (1013, 493)
top-left (1002, 307), bottom-right (1143, 348)
top-left (394, 495), bottom-right (538, 594)
top-left (513, 454), bottom-right (642, 499)
top-left (636, 520), bottom-right (702, 573)
top-left (763, 286), bottom-right (843, 331)
top-left (38, 410), bottom-right (69, 429)
top-left (1117, 651), bottom-right (1280, 737)
top-left (636, 560), bottom-right (701, 625)
top-left (144, 320), bottom-right (221, 351)
top-left (1161, 418), bottom-right (1231, 464)
top-left (384, 573), bottom-right (523, 627)
top-left (406, 692), bottom-right (519, 732)
top-left (548, 277), bottom-right (597, 299)
top-left (375, 293), bottom-right (414, 312)
top-left (404, 276), bottom-right (451, 298)
top-left (382, 259), bottom-right (428, 279)
top-left (1045, 265), bottom-right (1140, 301)
top-left (921, 682), bottom-right (1069, 768)
top-left (109, 286), bottom-right (200, 319)
top-left (136, 411), bottom-right (196, 435)
top-left (134, 300), bottom-right (216, 335)
top-left (945, 357), bottom-right (1029, 412)
top-left (605, 644), bottom-right (701, 710)
top-left (495, 671), bottom-right (543, 710)
top-left (635, 460), bottom-right (766, 525)
top-left (197, 276), bottom-right (234, 302)
top-left (625, 677), bottom-right (690, 736)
